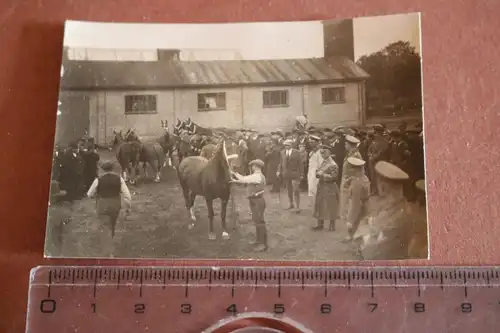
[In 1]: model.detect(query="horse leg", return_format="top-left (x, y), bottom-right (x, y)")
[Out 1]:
top-left (206, 198), bottom-right (216, 240)
top-left (220, 196), bottom-right (230, 240)
top-left (188, 192), bottom-right (197, 229)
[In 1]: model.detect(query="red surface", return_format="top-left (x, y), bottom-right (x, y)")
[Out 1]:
top-left (1, 0), bottom-right (499, 332)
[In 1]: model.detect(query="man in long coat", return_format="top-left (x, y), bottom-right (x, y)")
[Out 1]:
top-left (265, 134), bottom-right (282, 192)
top-left (354, 161), bottom-right (414, 260)
top-left (307, 135), bottom-right (323, 197)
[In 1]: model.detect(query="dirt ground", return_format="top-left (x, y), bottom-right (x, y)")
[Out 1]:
top-left (45, 151), bottom-right (365, 260)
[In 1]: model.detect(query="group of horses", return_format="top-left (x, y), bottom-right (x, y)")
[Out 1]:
top-left (110, 118), bottom-right (242, 241)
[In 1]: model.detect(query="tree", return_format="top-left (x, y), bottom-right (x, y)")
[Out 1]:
top-left (357, 41), bottom-right (422, 114)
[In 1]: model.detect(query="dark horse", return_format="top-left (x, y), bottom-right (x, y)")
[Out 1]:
top-left (112, 130), bottom-right (141, 184)
top-left (177, 137), bottom-right (237, 240)
top-left (159, 120), bottom-right (178, 168)
top-left (124, 130), bottom-right (165, 183)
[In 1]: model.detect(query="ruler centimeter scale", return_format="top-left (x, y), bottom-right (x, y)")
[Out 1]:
top-left (26, 266), bottom-right (500, 333)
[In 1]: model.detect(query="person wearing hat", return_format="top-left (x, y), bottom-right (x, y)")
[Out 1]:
top-left (355, 161), bottom-right (413, 260)
top-left (407, 179), bottom-right (428, 258)
top-left (87, 160), bottom-right (132, 257)
top-left (235, 132), bottom-right (250, 175)
top-left (342, 157), bottom-right (370, 242)
top-left (231, 159), bottom-right (268, 252)
top-left (367, 125), bottom-right (391, 195)
top-left (338, 135), bottom-right (363, 221)
top-left (277, 138), bottom-right (304, 213)
top-left (81, 137), bottom-right (100, 192)
top-left (330, 131), bottom-right (346, 184)
top-left (307, 134), bottom-right (323, 197)
top-left (60, 142), bottom-right (85, 201)
top-left (312, 143), bottom-right (340, 231)
top-left (265, 135), bottom-right (283, 193)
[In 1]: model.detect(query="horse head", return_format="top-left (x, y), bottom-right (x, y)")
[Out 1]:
top-left (111, 130), bottom-right (124, 148)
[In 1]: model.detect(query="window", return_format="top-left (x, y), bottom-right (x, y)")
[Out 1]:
top-left (263, 90), bottom-right (289, 108)
top-left (197, 92), bottom-right (226, 112)
top-left (321, 87), bottom-right (346, 104)
top-left (124, 95), bottom-right (157, 114)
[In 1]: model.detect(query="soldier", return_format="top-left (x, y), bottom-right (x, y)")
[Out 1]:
top-left (342, 157), bottom-right (370, 242)
top-left (331, 129), bottom-right (346, 185)
top-left (408, 179), bottom-right (428, 258)
top-left (231, 159), bottom-right (268, 252)
top-left (339, 135), bottom-right (363, 221)
top-left (367, 125), bottom-right (390, 195)
top-left (87, 161), bottom-right (132, 257)
top-left (356, 161), bottom-right (413, 260)
top-left (312, 143), bottom-right (340, 231)
top-left (307, 134), bottom-right (323, 197)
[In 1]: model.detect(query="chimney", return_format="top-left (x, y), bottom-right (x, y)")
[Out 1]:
top-left (157, 49), bottom-right (180, 61)
top-left (322, 19), bottom-right (354, 61)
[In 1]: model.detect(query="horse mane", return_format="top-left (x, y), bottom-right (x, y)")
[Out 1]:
top-left (205, 138), bottom-right (231, 183)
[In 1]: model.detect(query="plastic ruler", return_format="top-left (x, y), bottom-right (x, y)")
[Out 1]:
top-left (25, 266), bottom-right (500, 332)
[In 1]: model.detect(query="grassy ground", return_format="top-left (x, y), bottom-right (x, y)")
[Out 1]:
top-left (44, 152), bottom-right (363, 260)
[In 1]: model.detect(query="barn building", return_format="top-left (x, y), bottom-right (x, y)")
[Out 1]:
top-left (55, 19), bottom-right (369, 146)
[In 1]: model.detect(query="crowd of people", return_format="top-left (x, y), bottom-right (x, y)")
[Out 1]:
top-left (48, 116), bottom-right (428, 260)
top-left (225, 117), bottom-right (427, 258)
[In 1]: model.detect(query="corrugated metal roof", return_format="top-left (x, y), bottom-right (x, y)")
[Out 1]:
top-left (60, 57), bottom-right (369, 90)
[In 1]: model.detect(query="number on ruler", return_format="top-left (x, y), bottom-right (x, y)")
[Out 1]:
top-left (461, 303), bottom-right (472, 313)
top-left (274, 304), bottom-right (285, 315)
top-left (134, 303), bottom-right (145, 314)
top-left (180, 304), bottom-right (192, 314)
top-left (320, 303), bottom-right (332, 314)
top-left (414, 302), bottom-right (425, 313)
top-left (226, 304), bottom-right (238, 315)
top-left (40, 299), bottom-right (56, 314)
top-left (368, 303), bottom-right (378, 312)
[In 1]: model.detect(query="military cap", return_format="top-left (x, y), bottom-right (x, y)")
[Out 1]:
top-left (345, 135), bottom-right (360, 144)
top-left (319, 143), bottom-right (335, 154)
top-left (100, 160), bottom-right (116, 172)
top-left (283, 139), bottom-right (294, 146)
top-left (415, 179), bottom-right (426, 192)
top-left (347, 157), bottom-right (366, 167)
top-left (248, 159), bottom-right (265, 169)
top-left (373, 124), bottom-right (385, 132)
top-left (309, 134), bottom-right (321, 141)
top-left (375, 161), bottom-right (409, 181)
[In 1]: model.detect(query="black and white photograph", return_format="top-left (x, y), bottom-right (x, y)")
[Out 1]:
top-left (45, 12), bottom-right (428, 260)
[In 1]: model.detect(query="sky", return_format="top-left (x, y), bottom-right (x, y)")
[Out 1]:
top-left (63, 12), bottom-right (421, 61)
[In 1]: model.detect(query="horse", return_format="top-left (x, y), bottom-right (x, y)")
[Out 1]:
top-left (159, 120), bottom-right (179, 168)
top-left (124, 130), bottom-right (165, 183)
top-left (111, 130), bottom-right (141, 184)
top-left (177, 137), bottom-right (238, 240)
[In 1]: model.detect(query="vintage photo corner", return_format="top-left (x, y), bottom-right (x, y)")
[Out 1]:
top-left (45, 12), bottom-right (428, 260)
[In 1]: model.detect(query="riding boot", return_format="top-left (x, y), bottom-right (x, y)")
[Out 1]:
top-left (312, 219), bottom-right (324, 231)
top-left (249, 224), bottom-right (259, 245)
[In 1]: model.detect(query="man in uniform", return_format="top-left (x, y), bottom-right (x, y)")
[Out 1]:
top-left (331, 129), bottom-right (346, 185)
top-left (367, 124), bottom-right (390, 195)
top-left (339, 135), bottom-right (363, 221)
top-left (277, 139), bottom-right (303, 213)
top-left (307, 134), bottom-right (323, 197)
top-left (355, 161), bottom-right (413, 260)
top-left (231, 159), bottom-right (268, 252)
top-left (342, 157), bottom-right (371, 242)
top-left (408, 179), bottom-right (428, 258)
